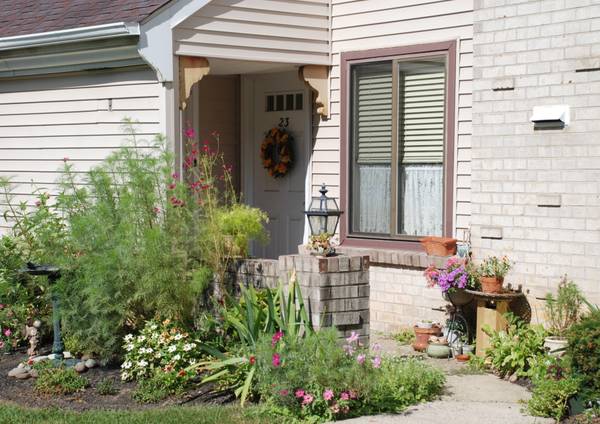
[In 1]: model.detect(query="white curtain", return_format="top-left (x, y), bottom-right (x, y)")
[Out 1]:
top-left (355, 164), bottom-right (391, 234)
top-left (400, 164), bottom-right (443, 236)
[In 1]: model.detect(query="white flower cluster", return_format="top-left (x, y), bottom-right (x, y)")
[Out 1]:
top-left (119, 319), bottom-right (202, 382)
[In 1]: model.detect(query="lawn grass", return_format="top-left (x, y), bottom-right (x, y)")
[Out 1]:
top-left (0, 403), bottom-right (273, 424)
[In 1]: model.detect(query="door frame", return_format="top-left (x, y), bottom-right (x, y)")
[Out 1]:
top-left (240, 72), bottom-right (314, 248)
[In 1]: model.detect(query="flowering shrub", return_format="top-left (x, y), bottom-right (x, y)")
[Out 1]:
top-left (254, 328), bottom-right (444, 422)
top-left (120, 319), bottom-right (201, 383)
top-left (424, 256), bottom-right (478, 294)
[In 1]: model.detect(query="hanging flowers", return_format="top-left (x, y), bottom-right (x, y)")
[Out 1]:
top-left (260, 127), bottom-right (294, 178)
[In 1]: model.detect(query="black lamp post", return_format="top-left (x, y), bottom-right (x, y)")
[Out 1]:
top-left (304, 183), bottom-right (342, 236)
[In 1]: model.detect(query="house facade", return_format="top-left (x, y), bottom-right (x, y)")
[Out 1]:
top-left (0, 0), bottom-right (598, 334)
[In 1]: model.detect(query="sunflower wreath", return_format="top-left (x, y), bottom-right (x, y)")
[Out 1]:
top-left (260, 127), bottom-right (294, 178)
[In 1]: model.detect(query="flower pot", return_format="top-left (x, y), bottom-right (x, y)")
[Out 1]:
top-left (444, 288), bottom-right (474, 306)
top-left (544, 336), bottom-right (568, 356)
top-left (420, 236), bottom-right (457, 256)
top-left (427, 343), bottom-right (451, 358)
top-left (413, 325), bottom-right (442, 352)
top-left (456, 354), bottom-right (469, 362)
top-left (481, 276), bottom-right (504, 293)
top-left (416, 321), bottom-right (434, 329)
top-left (462, 344), bottom-right (474, 355)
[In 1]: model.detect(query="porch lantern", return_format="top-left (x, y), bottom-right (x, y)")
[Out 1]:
top-left (305, 183), bottom-right (342, 236)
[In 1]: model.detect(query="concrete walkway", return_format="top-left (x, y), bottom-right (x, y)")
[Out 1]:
top-left (338, 335), bottom-right (554, 424)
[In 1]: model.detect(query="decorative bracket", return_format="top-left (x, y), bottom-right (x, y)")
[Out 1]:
top-left (299, 65), bottom-right (329, 118)
top-left (179, 56), bottom-right (210, 110)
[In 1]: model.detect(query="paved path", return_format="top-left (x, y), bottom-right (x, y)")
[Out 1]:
top-left (338, 335), bottom-right (554, 424)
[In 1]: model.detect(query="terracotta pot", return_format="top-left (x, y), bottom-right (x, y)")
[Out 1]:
top-left (481, 276), bottom-right (503, 293)
top-left (420, 236), bottom-right (457, 256)
top-left (412, 325), bottom-right (442, 352)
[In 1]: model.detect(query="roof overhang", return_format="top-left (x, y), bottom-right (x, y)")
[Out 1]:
top-left (0, 22), bottom-right (140, 52)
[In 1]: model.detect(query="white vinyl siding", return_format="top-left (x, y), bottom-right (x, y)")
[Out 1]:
top-left (0, 67), bottom-right (164, 233)
top-left (173, 0), bottom-right (330, 65)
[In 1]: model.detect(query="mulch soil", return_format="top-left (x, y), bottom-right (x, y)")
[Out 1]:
top-left (0, 347), bottom-right (233, 412)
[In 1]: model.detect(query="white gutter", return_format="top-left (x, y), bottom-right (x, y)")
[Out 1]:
top-left (0, 22), bottom-right (140, 51)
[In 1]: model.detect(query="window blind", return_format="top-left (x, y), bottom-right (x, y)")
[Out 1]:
top-left (353, 64), bottom-right (392, 164)
top-left (400, 68), bottom-right (446, 164)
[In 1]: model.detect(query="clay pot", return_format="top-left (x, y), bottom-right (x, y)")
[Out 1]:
top-left (413, 325), bottom-right (442, 352)
top-left (456, 354), bottom-right (470, 362)
top-left (481, 276), bottom-right (503, 293)
top-left (420, 236), bottom-right (457, 256)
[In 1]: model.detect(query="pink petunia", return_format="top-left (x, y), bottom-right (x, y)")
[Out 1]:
top-left (372, 356), bottom-right (381, 369)
top-left (302, 394), bottom-right (314, 405)
top-left (272, 353), bottom-right (281, 367)
top-left (295, 389), bottom-right (305, 398)
top-left (346, 331), bottom-right (359, 344)
top-left (271, 330), bottom-right (284, 347)
top-left (4, 329), bottom-right (11, 337)
top-left (184, 128), bottom-right (196, 139)
top-left (323, 389), bottom-right (334, 401)
top-left (340, 392), bottom-right (349, 401)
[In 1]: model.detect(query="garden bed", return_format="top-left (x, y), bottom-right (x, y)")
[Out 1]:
top-left (0, 348), bottom-right (231, 412)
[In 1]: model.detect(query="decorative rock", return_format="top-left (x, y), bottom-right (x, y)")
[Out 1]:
top-left (15, 372), bottom-right (31, 380)
top-left (29, 369), bottom-right (39, 378)
top-left (509, 372), bottom-right (518, 383)
top-left (84, 359), bottom-right (98, 369)
top-left (48, 354), bottom-right (58, 360)
top-left (63, 351), bottom-right (73, 359)
top-left (74, 362), bottom-right (87, 373)
top-left (8, 367), bottom-right (26, 377)
top-left (32, 355), bottom-right (49, 363)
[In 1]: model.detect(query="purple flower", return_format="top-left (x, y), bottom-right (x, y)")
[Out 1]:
top-left (356, 354), bottom-right (366, 364)
top-left (372, 356), bottom-right (381, 368)
top-left (346, 331), bottom-right (359, 344)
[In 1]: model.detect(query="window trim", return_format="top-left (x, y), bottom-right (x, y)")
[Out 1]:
top-left (339, 41), bottom-right (457, 250)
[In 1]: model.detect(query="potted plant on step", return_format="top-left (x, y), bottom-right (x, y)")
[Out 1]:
top-left (413, 322), bottom-right (442, 352)
top-left (478, 256), bottom-right (512, 293)
top-left (544, 276), bottom-right (583, 356)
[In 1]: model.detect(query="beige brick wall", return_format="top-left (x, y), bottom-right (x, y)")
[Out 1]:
top-left (471, 0), bottom-right (600, 305)
top-left (369, 266), bottom-right (446, 334)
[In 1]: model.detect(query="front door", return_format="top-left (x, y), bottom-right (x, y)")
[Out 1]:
top-left (244, 71), bottom-right (311, 259)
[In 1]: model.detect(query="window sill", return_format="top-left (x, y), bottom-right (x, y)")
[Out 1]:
top-left (336, 245), bottom-right (449, 269)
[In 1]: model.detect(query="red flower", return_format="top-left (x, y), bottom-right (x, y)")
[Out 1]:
top-left (184, 128), bottom-right (196, 139)
top-left (249, 356), bottom-right (256, 365)
top-left (272, 353), bottom-right (281, 367)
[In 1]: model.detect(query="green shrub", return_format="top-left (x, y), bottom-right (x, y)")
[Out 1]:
top-left (213, 204), bottom-right (268, 257)
top-left (484, 313), bottom-right (547, 378)
top-left (393, 328), bottom-right (415, 345)
top-left (254, 328), bottom-right (444, 422)
top-left (134, 371), bottom-right (185, 403)
top-left (545, 276), bottom-right (583, 337)
top-left (567, 307), bottom-right (600, 396)
top-left (96, 377), bottom-right (118, 396)
top-left (527, 376), bottom-right (581, 421)
top-left (34, 364), bottom-right (89, 395)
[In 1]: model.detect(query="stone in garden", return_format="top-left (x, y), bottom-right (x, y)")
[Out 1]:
top-left (32, 355), bottom-right (49, 363)
top-left (8, 367), bottom-right (25, 377)
top-left (81, 354), bottom-right (92, 361)
top-left (63, 351), bottom-right (73, 359)
top-left (48, 354), bottom-right (58, 360)
top-left (84, 359), bottom-right (98, 369)
top-left (29, 369), bottom-right (38, 378)
top-left (509, 372), bottom-right (518, 383)
top-left (15, 372), bottom-right (31, 380)
top-left (74, 362), bottom-right (87, 373)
